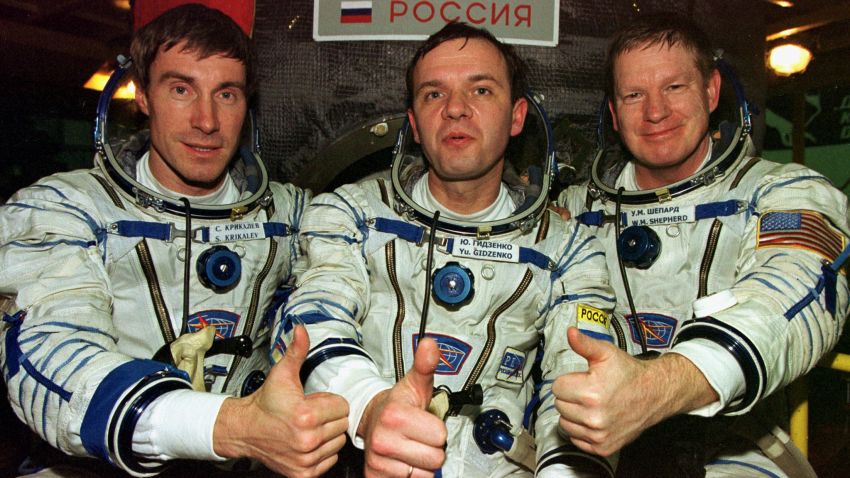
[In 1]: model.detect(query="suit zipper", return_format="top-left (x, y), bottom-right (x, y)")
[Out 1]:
top-left (387, 241), bottom-right (408, 382)
top-left (698, 220), bottom-right (723, 298)
top-left (136, 240), bottom-right (175, 345)
top-left (221, 238), bottom-right (277, 392)
top-left (450, 269), bottom-right (533, 416)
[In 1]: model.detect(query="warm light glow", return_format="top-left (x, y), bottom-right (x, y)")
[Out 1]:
top-left (116, 81), bottom-right (136, 99)
top-left (768, 43), bottom-right (812, 76)
top-left (112, 0), bottom-right (131, 10)
top-left (766, 27), bottom-right (806, 42)
top-left (84, 69), bottom-right (136, 100)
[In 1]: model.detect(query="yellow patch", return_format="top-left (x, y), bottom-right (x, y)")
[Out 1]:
top-left (577, 304), bottom-right (609, 328)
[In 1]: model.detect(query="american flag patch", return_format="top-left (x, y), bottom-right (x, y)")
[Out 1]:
top-left (340, 1), bottom-right (372, 23)
top-left (757, 210), bottom-right (845, 262)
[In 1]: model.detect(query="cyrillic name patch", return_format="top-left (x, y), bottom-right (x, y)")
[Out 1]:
top-left (451, 237), bottom-right (520, 263)
top-left (624, 205), bottom-right (695, 227)
top-left (209, 221), bottom-right (264, 243)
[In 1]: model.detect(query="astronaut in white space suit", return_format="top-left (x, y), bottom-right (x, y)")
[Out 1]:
top-left (0, 5), bottom-right (348, 478)
top-left (273, 22), bottom-right (619, 478)
top-left (554, 14), bottom-right (850, 478)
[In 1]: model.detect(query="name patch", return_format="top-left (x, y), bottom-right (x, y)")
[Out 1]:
top-left (452, 237), bottom-right (519, 263)
top-left (210, 222), bottom-right (264, 244)
top-left (625, 205), bottom-right (695, 227)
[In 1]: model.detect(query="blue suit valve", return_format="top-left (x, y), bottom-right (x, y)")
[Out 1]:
top-left (197, 245), bottom-right (242, 291)
top-left (473, 409), bottom-right (514, 454)
top-left (617, 226), bottom-right (661, 269)
top-left (473, 409), bottom-right (538, 471)
top-left (432, 262), bottom-right (474, 307)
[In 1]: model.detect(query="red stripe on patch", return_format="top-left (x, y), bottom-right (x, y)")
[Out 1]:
top-left (341, 14), bottom-right (371, 23)
top-left (758, 210), bottom-right (844, 261)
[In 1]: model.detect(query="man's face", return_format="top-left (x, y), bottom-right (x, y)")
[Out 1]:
top-left (609, 42), bottom-right (720, 187)
top-left (407, 38), bottom-right (527, 186)
top-left (135, 42), bottom-right (247, 196)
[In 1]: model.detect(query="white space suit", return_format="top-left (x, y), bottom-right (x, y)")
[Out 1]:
top-left (558, 127), bottom-right (850, 477)
top-left (274, 156), bottom-right (618, 477)
top-left (0, 132), bottom-right (308, 476)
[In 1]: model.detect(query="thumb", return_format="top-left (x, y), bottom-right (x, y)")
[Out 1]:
top-left (272, 324), bottom-right (310, 390)
top-left (403, 337), bottom-right (439, 408)
top-left (548, 203), bottom-right (571, 220)
top-left (567, 326), bottom-right (612, 368)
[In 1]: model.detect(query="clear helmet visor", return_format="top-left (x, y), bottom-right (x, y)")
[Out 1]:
top-left (93, 56), bottom-right (269, 219)
top-left (590, 55), bottom-right (754, 205)
top-left (390, 92), bottom-right (556, 236)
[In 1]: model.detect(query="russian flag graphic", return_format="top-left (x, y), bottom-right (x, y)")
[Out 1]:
top-left (341, 1), bottom-right (372, 24)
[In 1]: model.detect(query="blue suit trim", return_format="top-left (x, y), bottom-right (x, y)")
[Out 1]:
top-left (708, 459), bottom-right (781, 478)
top-left (674, 318), bottom-right (766, 413)
top-left (300, 338), bottom-right (370, 384)
top-left (537, 445), bottom-right (614, 476)
top-left (3, 314), bottom-right (73, 401)
top-left (579, 329), bottom-right (614, 343)
top-left (80, 360), bottom-right (188, 462)
top-left (575, 199), bottom-right (742, 227)
top-left (372, 217), bottom-right (425, 244)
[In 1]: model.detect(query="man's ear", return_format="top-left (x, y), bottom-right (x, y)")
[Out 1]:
top-left (608, 98), bottom-right (619, 132)
top-left (706, 69), bottom-right (722, 114)
top-left (510, 97), bottom-right (528, 137)
top-left (406, 109), bottom-right (421, 144)
top-left (135, 86), bottom-right (150, 116)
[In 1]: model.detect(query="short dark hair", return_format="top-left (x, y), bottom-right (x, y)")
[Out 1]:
top-left (405, 22), bottom-right (528, 107)
top-left (605, 14), bottom-right (715, 98)
top-left (130, 3), bottom-right (255, 96)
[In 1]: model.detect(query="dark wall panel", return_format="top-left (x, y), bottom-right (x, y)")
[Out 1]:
top-left (254, 0), bottom-right (766, 189)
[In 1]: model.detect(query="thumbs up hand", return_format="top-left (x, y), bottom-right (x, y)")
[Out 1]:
top-left (213, 325), bottom-right (349, 478)
top-left (552, 327), bottom-right (718, 457)
top-left (359, 337), bottom-right (447, 477)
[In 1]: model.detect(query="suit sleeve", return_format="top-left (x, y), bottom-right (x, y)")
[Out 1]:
top-left (534, 215), bottom-right (619, 477)
top-left (672, 166), bottom-right (850, 415)
top-left (0, 178), bottom-right (192, 477)
top-left (270, 184), bottom-right (393, 446)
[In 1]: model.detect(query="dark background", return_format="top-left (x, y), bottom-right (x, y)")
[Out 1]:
top-left (1, 0), bottom-right (849, 476)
